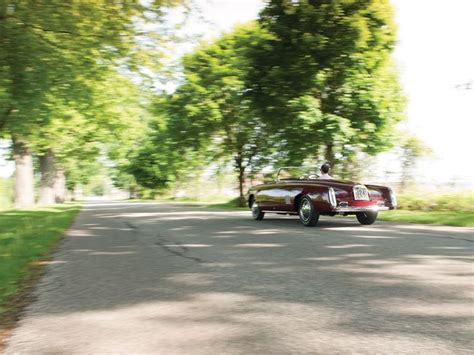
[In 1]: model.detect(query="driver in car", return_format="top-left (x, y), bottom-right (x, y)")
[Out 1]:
top-left (319, 163), bottom-right (333, 179)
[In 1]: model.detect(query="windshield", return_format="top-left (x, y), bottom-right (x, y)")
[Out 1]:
top-left (276, 167), bottom-right (320, 181)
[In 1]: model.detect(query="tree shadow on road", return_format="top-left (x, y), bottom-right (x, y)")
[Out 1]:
top-left (9, 202), bottom-right (474, 353)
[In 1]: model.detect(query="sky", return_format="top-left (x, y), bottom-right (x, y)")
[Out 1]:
top-left (1, 0), bottom-right (473, 186)
top-left (391, 0), bottom-right (474, 185)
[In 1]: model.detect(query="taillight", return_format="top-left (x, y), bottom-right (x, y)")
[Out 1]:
top-left (328, 187), bottom-right (337, 207)
top-left (389, 188), bottom-right (397, 207)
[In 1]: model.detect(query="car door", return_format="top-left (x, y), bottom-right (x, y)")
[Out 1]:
top-left (274, 182), bottom-right (304, 211)
top-left (259, 181), bottom-right (300, 211)
top-left (254, 183), bottom-right (281, 210)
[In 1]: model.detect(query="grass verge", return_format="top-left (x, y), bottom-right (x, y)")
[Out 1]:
top-left (378, 210), bottom-right (474, 227)
top-left (194, 197), bottom-right (247, 210)
top-left (0, 203), bottom-right (81, 348)
top-left (158, 197), bottom-right (248, 210)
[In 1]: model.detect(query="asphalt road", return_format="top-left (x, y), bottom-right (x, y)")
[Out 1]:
top-left (6, 201), bottom-right (474, 354)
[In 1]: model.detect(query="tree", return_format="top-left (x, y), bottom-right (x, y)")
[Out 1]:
top-left (162, 24), bottom-right (276, 205)
top-left (0, 0), bottom-right (181, 207)
top-left (399, 134), bottom-right (432, 191)
top-left (247, 0), bottom-right (405, 171)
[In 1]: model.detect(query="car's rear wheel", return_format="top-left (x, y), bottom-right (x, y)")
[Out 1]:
top-left (251, 199), bottom-right (265, 220)
top-left (298, 196), bottom-right (319, 227)
top-left (356, 211), bottom-right (378, 225)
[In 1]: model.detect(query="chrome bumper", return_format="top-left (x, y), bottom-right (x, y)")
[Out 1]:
top-left (334, 205), bottom-right (390, 213)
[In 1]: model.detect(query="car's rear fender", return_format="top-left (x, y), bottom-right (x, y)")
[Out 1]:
top-left (365, 184), bottom-right (397, 209)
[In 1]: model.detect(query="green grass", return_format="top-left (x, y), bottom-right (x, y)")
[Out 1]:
top-left (378, 210), bottom-right (474, 227)
top-left (0, 203), bottom-right (82, 315)
top-left (396, 193), bottom-right (474, 213)
top-left (196, 198), bottom-right (248, 210)
top-left (157, 196), bottom-right (248, 209)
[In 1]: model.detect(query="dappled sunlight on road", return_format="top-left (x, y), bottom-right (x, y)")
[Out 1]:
top-left (323, 226), bottom-right (394, 233)
top-left (163, 243), bottom-right (212, 248)
top-left (68, 229), bottom-right (97, 237)
top-left (9, 290), bottom-right (464, 354)
top-left (7, 201), bottom-right (474, 353)
top-left (89, 251), bottom-right (137, 256)
top-left (325, 244), bottom-right (374, 249)
top-left (233, 243), bottom-right (286, 248)
top-left (351, 235), bottom-right (398, 239)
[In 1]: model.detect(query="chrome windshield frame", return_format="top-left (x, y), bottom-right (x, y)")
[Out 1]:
top-left (276, 167), bottom-right (320, 182)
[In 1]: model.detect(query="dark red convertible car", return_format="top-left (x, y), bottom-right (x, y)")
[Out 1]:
top-left (247, 167), bottom-right (397, 226)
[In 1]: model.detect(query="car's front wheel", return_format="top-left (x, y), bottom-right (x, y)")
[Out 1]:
top-left (251, 200), bottom-right (265, 220)
top-left (298, 196), bottom-right (319, 227)
top-left (356, 211), bottom-right (378, 225)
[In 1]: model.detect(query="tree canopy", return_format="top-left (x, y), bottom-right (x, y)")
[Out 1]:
top-left (247, 0), bottom-right (405, 167)
top-left (0, 0), bottom-right (183, 206)
top-left (1, 0), bottom-right (408, 206)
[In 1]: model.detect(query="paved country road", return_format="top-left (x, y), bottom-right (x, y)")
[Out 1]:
top-left (6, 201), bottom-right (474, 354)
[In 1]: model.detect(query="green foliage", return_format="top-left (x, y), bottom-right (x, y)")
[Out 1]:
top-left (0, 204), bottom-right (81, 314)
top-left (129, 0), bottom-right (406, 196)
top-left (0, 1), bottom-right (184, 202)
top-left (0, 177), bottom-right (14, 209)
top-left (130, 24), bottom-right (279, 200)
top-left (1, 0), bottom-right (145, 134)
top-left (169, 23), bottom-right (273, 163)
top-left (398, 133), bottom-right (433, 191)
top-left (247, 0), bottom-right (405, 166)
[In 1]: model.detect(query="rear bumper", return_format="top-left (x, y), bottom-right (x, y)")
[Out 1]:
top-left (334, 205), bottom-right (390, 213)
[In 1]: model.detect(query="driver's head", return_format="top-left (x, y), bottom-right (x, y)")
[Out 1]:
top-left (321, 163), bottom-right (331, 174)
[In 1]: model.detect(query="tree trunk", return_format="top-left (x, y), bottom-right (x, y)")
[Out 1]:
top-left (67, 187), bottom-right (75, 201)
top-left (54, 167), bottom-right (66, 203)
top-left (235, 153), bottom-right (245, 207)
top-left (324, 143), bottom-right (335, 167)
top-left (238, 168), bottom-right (245, 207)
top-left (73, 186), bottom-right (83, 201)
top-left (39, 150), bottom-right (67, 205)
top-left (13, 138), bottom-right (35, 208)
top-left (38, 150), bottom-right (56, 205)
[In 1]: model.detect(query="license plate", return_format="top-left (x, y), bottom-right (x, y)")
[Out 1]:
top-left (354, 186), bottom-right (369, 200)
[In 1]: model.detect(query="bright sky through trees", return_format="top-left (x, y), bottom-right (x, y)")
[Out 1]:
top-left (1, 0), bottom-right (472, 186)
top-left (391, 0), bottom-right (474, 184)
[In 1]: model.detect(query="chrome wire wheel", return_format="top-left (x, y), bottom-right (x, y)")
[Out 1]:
top-left (298, 195), bottom-right (319, 227)
top-left (299, 198), bottom-right (312, 222)
top-left (251, 201), bottom-right (259, 218)
top-left (251, 200), bottom-right (265, 220)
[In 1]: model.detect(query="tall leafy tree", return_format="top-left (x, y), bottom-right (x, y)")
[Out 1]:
top-left (247, 0), bottom-right (405, 169)
top-left (28, 71), bottom-right (147, 204)
top-left (398, 134), bottom-right (432, 191)
top-left (165, 24), bottom-right (277, 204)
top-left (131, 24), bottom-right (276, 204)
top-left (0, 0), bottom-right (181, 207)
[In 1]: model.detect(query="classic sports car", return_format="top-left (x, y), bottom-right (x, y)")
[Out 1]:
top-left (247, 167), bottom-right (397, 226)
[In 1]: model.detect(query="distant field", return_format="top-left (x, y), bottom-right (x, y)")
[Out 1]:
top-left (0, 204), bottom-right (81, 317)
